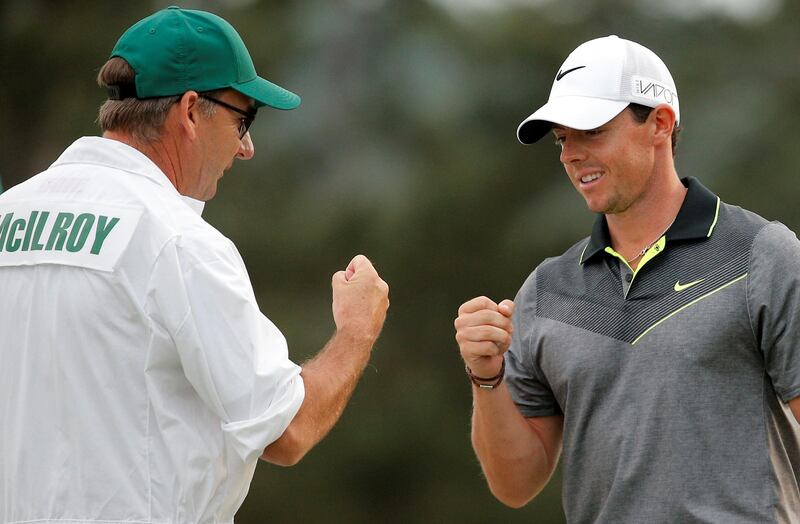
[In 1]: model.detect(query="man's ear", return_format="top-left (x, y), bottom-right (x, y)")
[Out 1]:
top-left (175, 91), bottom-right (201, 141)
top-left (650, 104), bottom-right (676, 147)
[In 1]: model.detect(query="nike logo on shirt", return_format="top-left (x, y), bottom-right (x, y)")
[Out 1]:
top-left (556, 66), bottom-right (586, 81)
top-left (674, 279), bottom-right (704, 292)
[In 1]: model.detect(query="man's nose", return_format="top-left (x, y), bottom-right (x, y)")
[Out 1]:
top-left (237, 132), bottom-right (255, 160)
top-left (559, 138), bottom-right (585, 165)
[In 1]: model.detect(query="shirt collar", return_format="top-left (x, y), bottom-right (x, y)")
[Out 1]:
top-left (51, 136), bottom-right (205, 216)
top-left (580, 177), bottom-right (720, 264)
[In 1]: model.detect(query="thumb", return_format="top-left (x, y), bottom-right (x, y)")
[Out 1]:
top-left (498, 299), bottom-right (515, 317)
top-left (345, 254), bottom-right (374, 281)
top-left (332, 270), bottom-right (347, 287)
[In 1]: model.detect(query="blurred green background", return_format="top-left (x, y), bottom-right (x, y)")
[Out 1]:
top-left (2, 0), bottom-right (799, 522)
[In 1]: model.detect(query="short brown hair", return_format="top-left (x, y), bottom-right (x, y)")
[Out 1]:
top-left (628, 103), bottom-right (681, 156)
top-left (96, 57), bottom-right (217, 143)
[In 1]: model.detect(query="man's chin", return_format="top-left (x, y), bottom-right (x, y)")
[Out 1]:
top-left (190, 183), bottom-right (218, 202)
top-left (583, 199), bottom-right (607, 214)
top-left (581, 195), bottom-right (628, 215)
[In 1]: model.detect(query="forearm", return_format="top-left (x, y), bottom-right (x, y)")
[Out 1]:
top-left (262, 329), bottom-right (375, 465)
top-left (471, 384), bottom-right (561, 508)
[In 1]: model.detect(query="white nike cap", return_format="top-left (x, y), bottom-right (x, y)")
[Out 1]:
top-left (517, 35), bottom-right (680, 144)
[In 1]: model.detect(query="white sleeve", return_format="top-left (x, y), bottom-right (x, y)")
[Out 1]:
top-left (148, 234), bottom-right (305, 463)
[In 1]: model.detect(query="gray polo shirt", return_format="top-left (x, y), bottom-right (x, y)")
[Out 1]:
top-left (506, 177), bottom-right (800, 523)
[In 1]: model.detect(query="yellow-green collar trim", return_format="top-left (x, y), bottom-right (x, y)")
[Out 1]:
top-left (604, 235), bottom-right (666, 275)
top-left (707, 197), bottom-right (721, 237)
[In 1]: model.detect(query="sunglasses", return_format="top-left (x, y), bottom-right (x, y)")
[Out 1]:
top-left (199, 94), bottom-right (257, 139)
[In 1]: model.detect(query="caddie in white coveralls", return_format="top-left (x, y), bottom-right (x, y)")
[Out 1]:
top-left (0, 7), bottom-right (389, 523)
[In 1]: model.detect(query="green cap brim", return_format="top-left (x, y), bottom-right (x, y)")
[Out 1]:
top-left (234, 76), bottom-right (301, 110)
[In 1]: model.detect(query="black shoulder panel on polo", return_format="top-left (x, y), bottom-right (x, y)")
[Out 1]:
top-left (535, 178), bottom-right (769, 344)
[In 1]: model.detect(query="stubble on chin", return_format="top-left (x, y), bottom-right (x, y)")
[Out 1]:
top-left (583, 193), bottom-right (632, 216)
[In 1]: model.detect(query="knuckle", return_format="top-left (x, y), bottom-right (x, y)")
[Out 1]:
top-left (476, 295), bottom-right (491, 307)
top-left (479, 325), bottom-right (496, 339)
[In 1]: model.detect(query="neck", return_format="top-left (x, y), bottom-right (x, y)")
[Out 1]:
top-left (103, 130), bottom-right (183, 192)
top-left (606, 169), bottom-right (687, 268)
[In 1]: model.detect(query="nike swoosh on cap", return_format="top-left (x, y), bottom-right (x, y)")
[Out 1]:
top-left (674, 279), bottom-right (704, 292)
top-left (556, 65), bottom-right (586, 81)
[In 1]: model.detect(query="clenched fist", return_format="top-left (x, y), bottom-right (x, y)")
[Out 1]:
top-left (332, 254), bottom-right (390, 344)
top-left (454, 296), bottom-right (515, 378)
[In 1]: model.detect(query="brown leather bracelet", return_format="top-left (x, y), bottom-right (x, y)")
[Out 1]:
top-left (465, 360), bottom-right (505, 389)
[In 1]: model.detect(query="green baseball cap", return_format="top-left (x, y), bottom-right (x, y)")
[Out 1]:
top-left (109, 6), bottom-right (300, 110)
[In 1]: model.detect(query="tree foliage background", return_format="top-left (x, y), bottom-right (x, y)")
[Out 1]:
top-left (2, 0), bottom-right (798, 522)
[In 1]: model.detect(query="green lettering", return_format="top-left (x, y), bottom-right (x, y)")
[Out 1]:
top-left (0, 213), bottom-right (12, 252)
top-left (6, 219), bottom-right (25, 252)
top-left (21, 211), bottom-right (39, 251)
top-left (66, 213), bottom-right (95, 253)
top-left (91, 216), bottom-right (120, 255)
top-left (46, 212), bottom-right (74, 251)
top-left (30, 211), bottom-right (49, 251)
